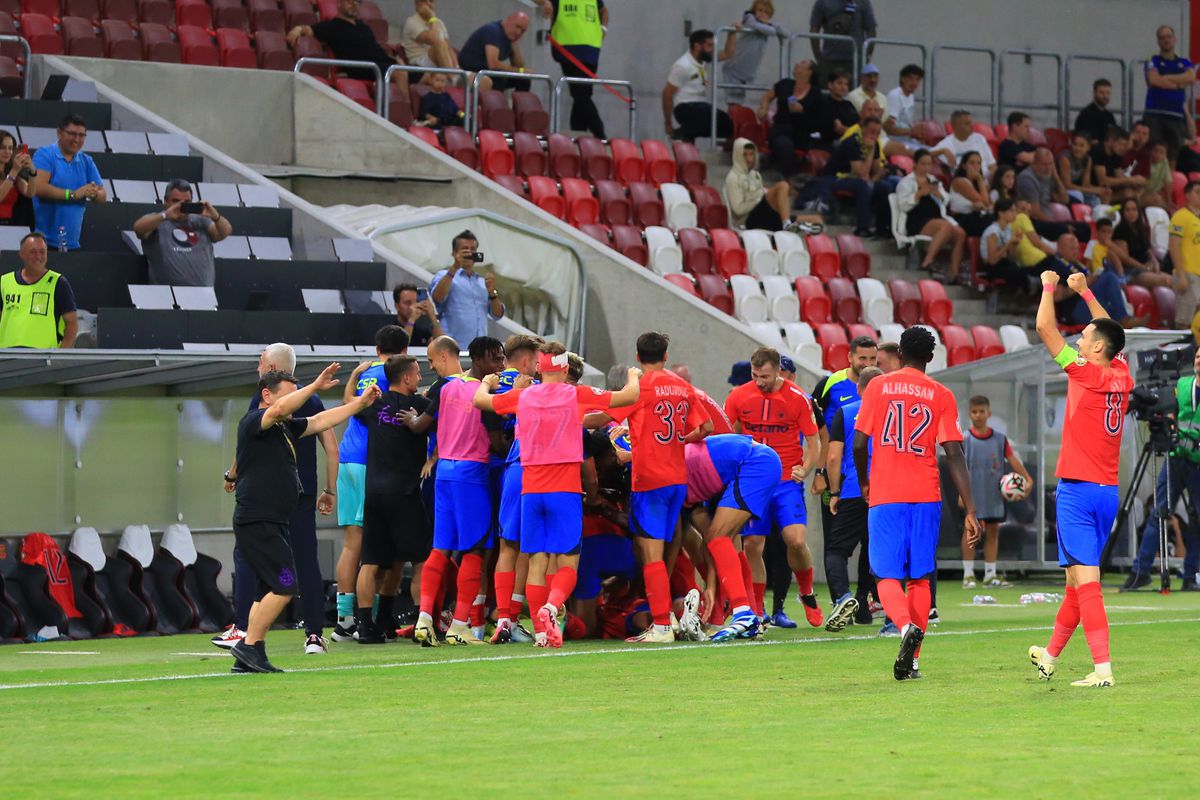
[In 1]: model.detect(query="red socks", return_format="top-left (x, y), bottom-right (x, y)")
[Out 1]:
top-left (706, 537), bottom-right (749, 610)
top-left (794, 567), bottom-right (814, 597)
top-left (752, 582), bottom-right (767, 617)
top-left (419, 550), bottom-right (450, 616)
top-left (494, 570), bottom-right (516, 622)
top-left (670, 550), bottom-right (700, 597)
top-left (643, 561), bottom-right (672, 626)
top-left (906, 579), bottom-right (931, 656)
top-left (547, 566), bottom-right (577, 608)
top-left (1047, 585), bottom-right (1080, 657)
top-left (737, 551), bottom-right (754, 608)
top-left (876, 578), bottom-right (912, 630)
top-left (1076, 581), bottom-right (1110, 666)
top-left (453, 553), bottom-right (483, 623)
top-left (526, 582), bottom-right (549, 633)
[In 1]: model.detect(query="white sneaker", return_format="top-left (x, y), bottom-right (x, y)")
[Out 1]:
top-left (304, 634), bottom-right (327, 654)
top-left (670, 612), bottom-right (681, 637)
top-left (625, 625), bottom-right (675, 643)
top-left (962, 575), bottom-right (977, 589)
top-left (679, 589), bottom-right (707, 641)
top-left (983, 576), bottom-right (1012, 588)
top-left (211, 624), bottom-right (245, 650)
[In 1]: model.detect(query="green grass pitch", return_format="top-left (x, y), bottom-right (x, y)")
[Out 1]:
top-left (3, 582), bottom-right (1199, 799)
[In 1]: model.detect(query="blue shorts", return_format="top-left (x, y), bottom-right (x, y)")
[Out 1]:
top-left (868, 501), bottom-right (942, 580)
top-left (520, 492), bottom-right (583, 555)
top-left (574, 533), bottom-right (637, 600)
top-left (630, 484), bottom-right (687, 541)
top-left (742, 479), bottom-right (808, 537)
top-left (498, 462), bottom-right (523, 544)
top-left (716, 447), bottom-right (780, 521)
top-left (1055, 479), bottom-right (1119, 568)
top-left (433, 478), bottom-right (493, 552)
top-left (336, 462), bottom-right (366, 527)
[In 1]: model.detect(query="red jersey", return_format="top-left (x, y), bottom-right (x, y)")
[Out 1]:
top-left (1053, 345), bottom-right (1133, 485)
top-left (724, 378), bottom-right (818, 479)
top-left (695, 387), bottom-right (734, 435)
top-left (855, 367), bottom-right (962, 506)
top-left (608, 369), bottom-right (710, 491)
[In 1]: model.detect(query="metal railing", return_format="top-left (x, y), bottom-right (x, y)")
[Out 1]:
top-left (0, 35), bottom-right (32, 99)
top-left (468, 69), bottom-right (554, 136)
top-left (864, 37), bottom-right (929, 119)
top-left (929, 43), bottom-right (997, 123)
top-left (786, 31), bottom-right (860, 81)
top-left (1065, 55), bottom-right (1128, 127)
top-left (553, 76), bottom-right (636, 138)
top-left (706, 24), bottom-right (788, 146)
top-left (293, 58), bottom-right (384, 115)
top-left (381, 64), bottom-right (468, 124)
top-left (999, 49), bottom-right (1064, 129)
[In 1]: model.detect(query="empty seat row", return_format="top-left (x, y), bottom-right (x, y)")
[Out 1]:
top-left (105, 179), bottom-right (278, 207)
top-left (121, 231), bottom-right (293, 260)
top-left (129, 283), bottom-right (390, 313)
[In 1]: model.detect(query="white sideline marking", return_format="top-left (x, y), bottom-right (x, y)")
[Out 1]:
top-left (173, 652), bottom-right (231, 657)
top-left (1, 616), bottom-right (1197, 693)
top-left (958, 603), bottom-right (1176, 611)
top-left (18, 650), bottom-right (100, 656)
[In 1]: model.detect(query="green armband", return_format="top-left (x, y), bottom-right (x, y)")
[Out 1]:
top-left (1053, 345), bottom-right (1079, 369)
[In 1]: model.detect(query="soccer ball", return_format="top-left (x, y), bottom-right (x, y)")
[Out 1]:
top-left (1000, 472), bottom-right (1027, 502)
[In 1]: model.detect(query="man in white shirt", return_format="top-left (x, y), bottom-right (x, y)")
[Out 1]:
top-left (662, 27), bottom-right (738, 143)
top-left (400, 0), bottom-right (459, 84)
top-left (847, 63), bottom-right (888, 117)
top-left (885, 63), bottom-right (924, 150)
top-left (932, 109), bottom-right (996, 176)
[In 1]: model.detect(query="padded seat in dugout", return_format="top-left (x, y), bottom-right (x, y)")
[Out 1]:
top-left (64, 528), bottom-right (116, 638)
top-left (0, 540), bottom-right (27, 642)
top-left (0, 537), bottom-right (69, 641)
top-left (70, 529), bottom-right (155, 635)
top-left (153, 524), bottom-right (209, 632)
top-left (119, 524), bottom-right (198, 635)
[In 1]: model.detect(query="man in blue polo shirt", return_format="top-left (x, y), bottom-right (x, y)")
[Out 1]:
top-left (458, 13), bottom-right (531, 92)
top-left (1144, 25), bottom-right (1196, 160)
top-left (32, 114), bottom-right (107, 250)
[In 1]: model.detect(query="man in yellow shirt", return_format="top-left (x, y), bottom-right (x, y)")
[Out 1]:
top-left (1170, 179), bottom-right (1200, 330)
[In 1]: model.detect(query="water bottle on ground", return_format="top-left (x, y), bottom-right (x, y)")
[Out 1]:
top-left (1019, 592), bottom-right (1062, 605)
top-left (972, 595), bottom-right (996, 605)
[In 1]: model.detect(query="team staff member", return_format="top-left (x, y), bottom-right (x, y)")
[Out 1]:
top-left (229, 363), bottom-right (380, 674)
top-left (538, 0), bottom-right (609, 139)
top-left (0, 231), bottom-right (78, 348)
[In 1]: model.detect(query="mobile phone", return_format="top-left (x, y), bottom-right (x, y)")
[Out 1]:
top-left (180, 202), bottom-right (204, 214)
top-left (417, 288), bottom-right (429, 302)
top-left (18, 144), bottom-right (27, 155)
top-left (470, 251), bottom-right (484, 263)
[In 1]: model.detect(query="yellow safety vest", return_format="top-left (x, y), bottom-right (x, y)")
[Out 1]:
top-left (0, 269), bottom-right (62, 349)
top-left (550, 0), bottom-right (603, 48)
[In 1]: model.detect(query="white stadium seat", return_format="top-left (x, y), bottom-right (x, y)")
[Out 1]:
top-left (660, 182), bottom-right (698, 230)
top-left (857, 278), bottom-right (894, 331)
top-left (783, 322), bottom-right (823, 372)
top-left (644, 226), bottom-right (683, 275)
top-left (879, 323), bottom-right (905, 343)
top-left (740, 229), bottom-right (780, 277)
top-left (762, 274), bottom-right (799, 323)
top-left (773, 230), bottom-right (810, 278)
top-left (730, 274), bottom-right (769, 323)
top-left (748, 321), bottom-right (786, 351)
top-left (1000, 324), bottom-right (1030, 352)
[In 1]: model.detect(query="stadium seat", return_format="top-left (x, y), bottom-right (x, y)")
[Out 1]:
top-left (827, 277), bottom-right (861, 325)
top-left (177, 24), bottom-right (219, 65)
top-left (805, 233), bottom-right (839, 280)
top-left (547, 133), bottom-right (580, 178)
top-left (441, 126), bottom-right (479, 170)
top-left (846, 322), bottom-right (876, 342)
top-left (914, 119), bottom-right (943, 146)
top-left (19, 13), bottom-right (64, 54)
top-left (103, 0), bottom-right (138, 25)
top-left (709, 228), bottom-right (748, 278)
top-left (512, 130), bottom-right (546, 177)
top-left (835, 233), bottom-right (870, 279)
top-left (999, 324), bottom-right (1029, 352)
top-left (159, 525), bottom-right (232, 632)
top-left (291, 34), bottom-right (326, 75)
top-left (578, 135), bottom-right (613, 182)
top-left (856, 278), bottom-right (893, 331)
top-left (773, 230), bottom-right (809, 278)
top-left (492, 173), bottom-right (527, 200)
top-left (1173, 171), bottom-right (1188, 209)
top-left (577, 223), bottom-right (609, 245)
top-left (914, 324), bottom-right (949, 371)
top-left (740, 229), bottom-right (779, 278)
top-left (216, 27), bottom-right (257, 68)
top-left (816, 323), bottom-right (850, 370)
top-left (21, 0), bottom-right (57, 17)
top-left (283, 0), bottom-right (317, 28)
top-left (527, 175), bottom-right (566, 219)
top-left (762, 274), bottom-right (798, 323)
top-left (594, 179), bottom-right (631, 226)
top-left (105, 132), bottom-right (151, 155)
top-left (691, 184), bottom-right (728, 229)
top-left (916, 279), bottom-right (954, 326)
top-left (940, 324), bottom-right (975, 366)
top-left (641, 139), bottom-right (676, 186)
top-left (609, 137), bottom-right (645, 184)
top-left (62, 16), bottom-right (106, 57)
top-left (406, 124), bottom-right (442, 151)
top-left (664, 272), bottom-right (701, 298)
top-left (730, 274), bottom-right (768, 322)
top-left (67, 528), bottom-right (154, 636)
top-left (385, 88), bottom-right (415, 128)
top-left (794, 276), bottom-right (831, 324)
top-left (138, 0), bottom-right (173, 25)
top-left (301, 288), bottom-right (344, 313)
top-left (748, 321), bottom-right (786, 351)
top-left (879, 322), bottom-right (904, 344)
top-left (660, 182), bottom-right (697, 230)
top-left (479, 89), bottom-right (516, 133)
top-left (1152, 285), bottom-right (1176, 327)
top-left (172, 285), bottom-right (219, 310)
top-left (478, 129), bottom-right (515, 178)
top-left (1123, 284), bottom-right (1157, 327)
top-left (1045, 202), bottom-right (1072, 223)
top-left (672, 140), bottom-right (707, 186)
top-left (356, 0), bottom-right (385, 41)
top-left (887, 154), bottom-right (913, 174)
top-left (335, 78), bottom-right (374, 111)
top-left (213, 0), bottom-right (249, 30)
top-left (728, 103), bottom-right (765, 149)
top-left (677, 227), bottom-right (712, 275)
top-left (628, 181), bottom-right (664, 228)
top-left (512, 91), bottom-right (549, 136)
top-left (561, 176), bottom-right (600, 226)
top-left (970, 325), bottom-right (1005, 359)
top-left (0, 536), bottom-right (69, 640)
top-left (696, 273), bottom-right (733, 314)
top-left (176, 0), bottom-right (212, 29)
top-left (114, 525), bottom-right (171, 634)
top-left (101, 19), bottom-right (144, 60)
top-left (888, 192), bottom-right (932, 251)
top-left (0, 55), bottom-right (18, 97)
top-left (610, 224), bottom-right (648, 266)
top-left (60, 529), bottom-right (115, 639)
top-left (644, 225), bottom-right (682, 275)
top-left (887, 278), bottom-right (921, 326)
top-left (248, 0), bottom-right (284, 32)
top-left (783, 322), bottom-right (823, 372)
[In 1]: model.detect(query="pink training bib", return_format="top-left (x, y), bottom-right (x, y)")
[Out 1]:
top-left (684, 441), bottom-right (723, 506)
top-left (518, 382), bottom-right (583, 467)
top-left (438, 375), bottom-right (490, 463)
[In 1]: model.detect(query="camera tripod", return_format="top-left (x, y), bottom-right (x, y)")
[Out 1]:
top-left (1101, 439), bottom-right (1185, 593)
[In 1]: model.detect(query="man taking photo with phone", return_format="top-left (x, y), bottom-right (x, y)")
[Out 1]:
top-left (393, 282), bottom-right (443, 347)
top-left (429, 229), bottom-right (505, 346)
top-left (133, 178), bottom-right (234, 287)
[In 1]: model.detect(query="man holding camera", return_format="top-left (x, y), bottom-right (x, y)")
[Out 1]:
top-left (1122, 346), bottom-right (1200, 592)
top-left (133, 178), bottom-right (233, 287)
top-left (429, 230), bottom-right (505, 347)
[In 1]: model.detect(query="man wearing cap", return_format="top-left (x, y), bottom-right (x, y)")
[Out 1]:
top-left (728, 359), bottom-right (752, 387)
top-left (133, 178), bottom-right (233, 287)
top-left (846, 64), bottom-right (887, 117)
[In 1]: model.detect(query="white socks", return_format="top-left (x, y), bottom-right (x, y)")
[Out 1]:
top-left (984, 562), bottom-right (997, 580)
top-left (963, 560), bottom-right (975, 577)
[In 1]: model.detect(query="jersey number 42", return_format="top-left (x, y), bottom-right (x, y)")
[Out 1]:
top-left (880, 401), bottom-right (932, 455)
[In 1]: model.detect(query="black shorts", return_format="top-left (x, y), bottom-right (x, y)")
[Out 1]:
top-left (233, 520), bottom-right (299, 597)
top-left (745, 196), bottom-right (783, 232)
top-left (979, 517), bottom-right (1005, 524)
top-left (362, 491), bottom-right (433, 566)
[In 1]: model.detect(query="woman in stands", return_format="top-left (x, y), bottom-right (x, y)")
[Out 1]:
top-left (1057, 132), bottom-right (1109, 208)
top-left (1111, 198), bottom-right (1172, 288)
top-left (947, 150), bottom-right (993, 237)
top-left (989, 164), bottom-right (1016, 204)
top-left (0, 130), bottom-right (37, 229)
top-left (724, 137), bottom-right (820, 233)
top-left (897, 149), bottom-right (966, 284)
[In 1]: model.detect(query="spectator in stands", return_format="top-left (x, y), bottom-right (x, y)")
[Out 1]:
top-left (847, 64), bottom-right (886, 116)
top-left (1144, 25), bottom-right (1195, 160)
top-left (948, 150), bottom-right (993, 237)
top-left (393, 283), bottom-right (443, 346)
top-left (1123, 120), bottom-right (1153, 178)
top-left (979, 199), bottom-right (1032, 293)
top-left (429, 229), bottom-right (504, 344)
top-left (458, 13), bottom-right (532, 93)
top-left (1011, 198), bottom-right (1056, 271)
top-left (809, 0), bottom-right (876, 83)
top-left (989, 164), bottom-right (1016, 203)
top-left (416, 72), bottom-right (463, 128)
top-left (1073, 78), bottom-right (1117, 144)
top-left (725, 138), bottom-right (805, 233)
top-left (759, 59), bottom-right (822, 177)
top-left (933, 110), bottom-right (996, 176)
top-left (32, 114), bottom-right (107, 251)
top-left (1112, 197), bottom-right (1172, 287)
top-left (897, 149), bottom-right (966, 283)
top-left (813, 69), bottom-right (859, 150)
top-left (1057, 132), bottom-right (1109, 207)
top-left (884, 63), bottom-right (925, 150)
top-left (400, 0), bottom-right (460, 86)
top-left (133, 179), bottom-right (233, 287)
top-left (0, 130), bottom-right (37, 229)
top-left (663, 28), bottom-right (739, 143)
top-left (998, 112), bottom-right (1037, 171)
top-left (287, 0), bottom-right (408, 91)
top-left (722, 1), bottom-right (789, 105)
top-left (1142, 140), bottom-right (1171, 209)
top-left (1171, 180), bottom-right (1200, 329)
top-left (1017, 147), bottom-right (1090, 243)
top-left (1091, 125), bottom-right (1146, 199)
top-left (0, 232), bottom-right (78, 348)
top-left (843, 97), bottom-right (910, 158)
top-left (1083, 218), bottom-right (1120, 274)
top-left (1045, 233), bottom-right (1134, 326)
top-left (537, 0), bottom-right (610, 139)
top-left (812, 115), bottom-right (890, 237)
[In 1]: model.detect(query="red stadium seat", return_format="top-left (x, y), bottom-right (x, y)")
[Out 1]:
top-left (103, 0), bottom-right (138, 25)
top-left (594, 179), bottom-right (631, 226)
top-left (577, 223), bottom-right (609, 245)
top-left (678, 227), bottom-right (713, 275)
top-left (213, 0), bottom-right (248, 31)
top-left (918, 279), bottom-right (954, 327)
top-left (846, 323), bottom-right (876, 342)
top-left (177, 25), bottom-right (218, 65)
top-left (335, 77), bottom-right (374, 111)
top-left (993, 123), bottom-right (1008, 140)
top-left (665, 272), bottom-right (702, 298)
top-left (64, 0), bottom-right (101, 20)
top-left (1152, 285), bottom-right (1176, 327)
top-left (696, 273), bottom-right (733, 315)
top-left (887, 154), bottom-right (914, 175)
top-left (314, 0), bottom-right (333, 18)
top-left (805, 234), bottom-right (839, 280)
top-left (940, 324), bottom-right (976, 366)
top-left (804, 149), bottom-right (829, 176)
top-left (827, 277), bottom-right (861, 325)
top-left (20, 0), bottom-right (57, 17)
top-left (1123, 285), bottom-right (1157, 327)
top-left (728, 103), bottom-right (765, 149)
top-left (965, 236), bottom-right (992, 289)
top-left (561, 177), bottom-right (599, 226)
top-left (1026, 126), bottom-right (1047, 147)
top-left (175, 0), bottom-right (212, 29)
top-left (512, 131), bottom-right (545, 177)
top-left (216, 27), bottom-right (256, 67)
top-left (139, 21), bottom-right (179, 61)
top-left (19, 14), bottom-right (63, 54)
top-left (709, 229), bottom-right (748, 278)
top-left (479, 89), bottom-right (515, 133)
top-left (101, 19), bottom-right (142, 59)
top-left (282, 0), bottom-right (316, 28)
top-left (887, 279), bottom-right (921, 326)
top-left (1045, 202), bottom-right (1072, 223)
top-left (406, 124), bottom-right (442, 150)
top-left (138, 0), bottom-right (172, 25)
top-left (1044, 127), bottom-right (1069, 154)
top-left (628, 181), bottom-right (664, 228)
top-left (0, 17), bottom-right (21, 63)
top-left (1172, 171), bottom-right (1188, 208)
top-left (970, 325), bottom-right (1004, 359)
top-left (291, 34), bottom-right (327, 75)
top-left (250, 4), bottom-right (284, 33)
top-left (384, 84), bottom-right (413, 127)
top-left (527, 175), bottom-right (566, 219)
top-left (493, 173), bottom-right (527, 200)
top-left (641, 139), bottom-right (676, 186)
top-left (610, 224), bottom-right (648, 266)
top-left (512, 91), bottom-right (548, 136)
top-left (915, 119), bottom-right (944, 146)
top-left (357, 0), bottom-right (385, 39)
top-left (691, 184), bottom-right (728, 229)
top-left (672, 140), bottom-right (707, 186)
top-left (62, 16), bottom-right (105, 57)
top-left (835, 233), bottom-right (870, 279)
top-left (816, 323), bottom-right (850, 370)
top-left (547, 133), bottom-right (580, 179)
top-left (971, 122), bottom-right (996, 141)
top-left (442, 127), bottom-right (479, 170)
top-left (794, 276), bottom-right (831, 324)
top-left (609, 137), bottom-right (645, 185)
top-left (578, 136), bottom-right (613, 182)
top-left (478, 129), bottom-right (514, 178)
top-left (253, 29), bottom-right (293, 70)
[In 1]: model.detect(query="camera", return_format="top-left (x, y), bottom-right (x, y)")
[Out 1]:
top-left (470, 251), bottom-right (484, 263)
top-left (1129, 343), bottom-right (1195, 453)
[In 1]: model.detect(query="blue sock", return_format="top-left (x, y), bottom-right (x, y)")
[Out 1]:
top-left (336, 592), bottom-right (353, 620)
top-left (837, 592), bottom-right (853, 605)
